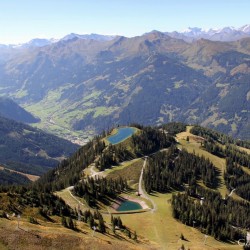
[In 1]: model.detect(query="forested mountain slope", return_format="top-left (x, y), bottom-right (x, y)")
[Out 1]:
top-left (0, 116), bottom-right (79, 185)
top-left (0, 97), bottom-right (39, 123)
top-left (0, 33), bottom-right (249, 141)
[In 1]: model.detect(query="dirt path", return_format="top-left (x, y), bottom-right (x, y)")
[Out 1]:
top-left (228, 188), bottom-right (236, 197)
top-left (138, 157), bottom-right (157, 212)
top-left (89, 164), bottom-right (104, 178)
top-left (55, 186), bottom-right (87, 211)
top-left (66, 186), bottom-right (86, 207)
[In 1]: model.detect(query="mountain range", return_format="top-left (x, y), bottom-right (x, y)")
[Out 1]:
top-left (0, 33), bottom-right (116, 49)
top-left (0, 26), bottom-right (249, 141)
top-left (165, 24), bottom-right (250, 42)
top-left (0, 97), bottom-right (79, 185)
top-left (1, 25), bottom-right (250, 49)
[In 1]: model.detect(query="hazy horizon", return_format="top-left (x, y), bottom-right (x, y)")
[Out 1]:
top-left (1, 24), bottom-right (250, 46)
top-left (1, 0), bottom-right (250, 44)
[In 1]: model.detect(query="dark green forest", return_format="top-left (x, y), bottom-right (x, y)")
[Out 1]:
top-left (96, 126), bottom-right (175, 171)
top-left (172, 188), bottom-right (249, 241)
top-left (0, 115), bottom-right (79, 185)
top-left (143, 146), bottom-right (220, 193)
top-left (74, 177), bottom-right (128, 208)
top-left (142, 125), bottom-right (250, 242)
top-left (0, 168), bottom-right (30, 185)
top-left (191, 125), bottom-right (250, 149)
top-left (143, 146), bottom-right (250, 241)
top-left (36, 125), bottom-right (175, 192)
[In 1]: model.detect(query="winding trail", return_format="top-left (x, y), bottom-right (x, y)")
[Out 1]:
top-left (64, 155), bottom-right (158, 212)
top-left (138, 157), bottom-right (157, 212)
top-left (66, 186), bottom-right (86, 207)
top-left (228, 188), bottom-right (236, 197)
top-left (89, 164), bottom-right (104, 178)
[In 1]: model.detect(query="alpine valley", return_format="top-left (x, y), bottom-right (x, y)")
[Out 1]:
top-left (0, 26), bottom-right (249, 143)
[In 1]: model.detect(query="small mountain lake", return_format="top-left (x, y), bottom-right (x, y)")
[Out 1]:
top-left (107, 127), bottom-right (136, 145)
top-left (117, 200), bottom-right (142, 212)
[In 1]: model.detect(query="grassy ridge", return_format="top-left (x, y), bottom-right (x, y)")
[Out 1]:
top-left (176, 126), bottom-right (228, 198)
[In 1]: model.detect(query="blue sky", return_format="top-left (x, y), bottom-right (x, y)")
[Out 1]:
top-left (0, 0), bottom-right (249, 44)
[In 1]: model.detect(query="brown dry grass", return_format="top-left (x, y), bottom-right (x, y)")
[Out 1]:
top-left (237, 145), bottom-right (250, 154)
top-left (0, 217), bottom-right (156, 250)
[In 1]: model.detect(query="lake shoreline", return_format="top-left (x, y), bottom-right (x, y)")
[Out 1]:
top-left (111, 195), bottom-right (149, 211)
top-left (106, 127), bottom-right (136, 145)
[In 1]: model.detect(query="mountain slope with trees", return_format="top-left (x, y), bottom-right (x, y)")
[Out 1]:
top-left (0, 116), bottom-right (79, 185)
top-left (0, 33), bottom-right (249, 140)
top-left (0, 123), bottom-right (249, 249)
top-left (0, 97), bottom-right (39, 123)
top-left (29, 123), bottom-right (250, 243)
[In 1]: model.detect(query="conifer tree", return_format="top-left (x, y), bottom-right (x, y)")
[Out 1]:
top-left (61, 216), bottom-right (67, 227)
top-left (67, 217), bottom-right (74, 230)
top-left (133, 231), bottom-right (137, 240)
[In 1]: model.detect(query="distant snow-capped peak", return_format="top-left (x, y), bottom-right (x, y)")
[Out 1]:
top-left (183, 27), bottom-right (202, 33)
top-left (1, 25), bottom-right (250, 48)
top-left (215, 26), bottom-right (237, 33)
top-left (239, 24), bottom-right (250, 33)
top-left (61, 33), bottom-right (116, 42)
top-left (169, 25), bottom-right (250, 42)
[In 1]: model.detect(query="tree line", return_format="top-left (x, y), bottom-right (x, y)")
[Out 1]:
top-left (191, 125), bottom-right (250, 149)
top-left (202, 141), bottom-right (250, 169)
top-left (172, 185), bottom-right (250, 242)
top-left (73, 177), bottom-right (128, 208)
top-left (131, 126), bottom-right (175, 155)
top-left (95, 144), bottom-right (133, 171)
top-left (95, 126), bottom-right (175, 171)
top-left (33, 136), bottom-right (106, 192)
top-left (160, 122), bottom-right (186, 135)
top-left (224, 158), bottom-right (250, 201)
top-left (0, 185), bottom-right (73, 219)
top-left (143, 146), bottom-right (219, 194)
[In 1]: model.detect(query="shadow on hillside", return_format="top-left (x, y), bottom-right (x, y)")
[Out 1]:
top-left (106, 230), bottom-right (137, 244)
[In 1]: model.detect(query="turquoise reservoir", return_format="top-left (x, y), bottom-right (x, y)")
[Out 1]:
top-left (107, 127), bottom-right (136, 145)
top-left (117, 200), bottom-right (142, 212)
